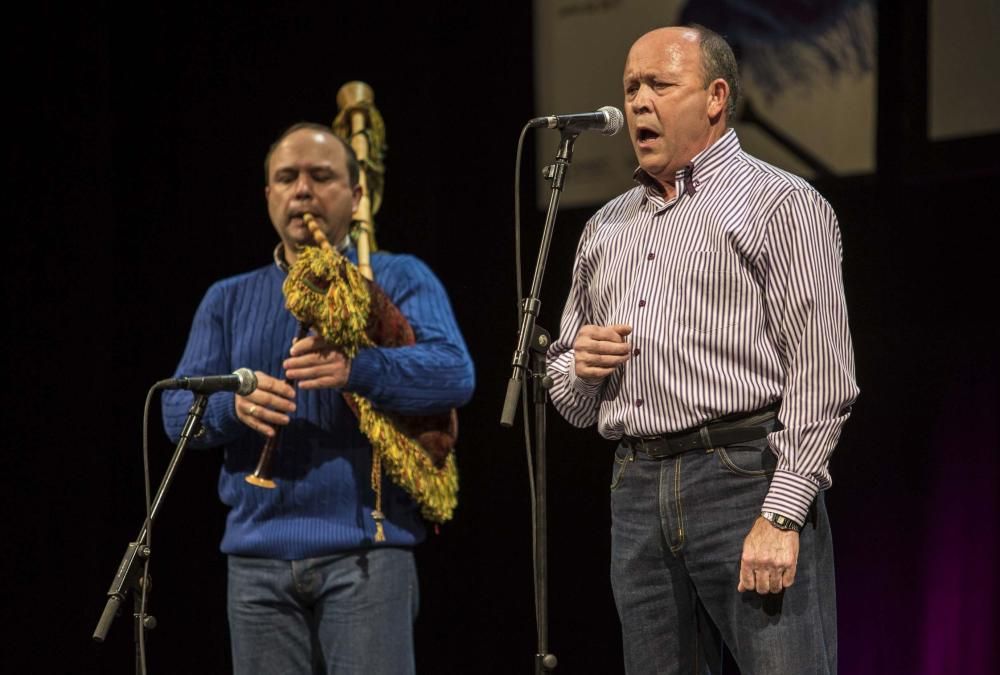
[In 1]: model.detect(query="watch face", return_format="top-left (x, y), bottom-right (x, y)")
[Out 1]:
top-left (763, 512), bottom-right (797, 531)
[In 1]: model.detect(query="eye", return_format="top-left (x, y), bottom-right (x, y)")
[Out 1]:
top-left (274, 170), bottom-right (296, 184)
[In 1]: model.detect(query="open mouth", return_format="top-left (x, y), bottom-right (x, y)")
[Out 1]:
top-left (636, 128), bottom-right (660, 143)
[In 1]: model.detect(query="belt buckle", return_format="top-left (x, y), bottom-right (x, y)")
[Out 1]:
top-left (628, 436), bottom-right (656, 455)
top-left (642, 435), bottom-right (671, 458)
top-left (644, 436), bottom-right (665, 453)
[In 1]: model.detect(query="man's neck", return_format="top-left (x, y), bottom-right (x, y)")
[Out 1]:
top-left (658, 178), bottom-right (679, 202)
top-left (655, 125), bottom-right (728, 197)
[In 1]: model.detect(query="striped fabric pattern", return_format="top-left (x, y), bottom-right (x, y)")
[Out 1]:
top-left (547, 129), bottom-right (859, 525)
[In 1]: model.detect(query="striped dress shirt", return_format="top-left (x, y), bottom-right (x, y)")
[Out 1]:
top-left (547, 129), bottom-right (859, 525)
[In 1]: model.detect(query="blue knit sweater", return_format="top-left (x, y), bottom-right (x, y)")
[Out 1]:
top-left (162, 248), bottom-right (474, 559)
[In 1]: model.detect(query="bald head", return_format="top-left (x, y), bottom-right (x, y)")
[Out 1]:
top-left (635, 26), bottom-right (700, 48)
top-left (631, 25), bottom-right (740, 120)
top-left (264, 122), bottom-right (360, 187)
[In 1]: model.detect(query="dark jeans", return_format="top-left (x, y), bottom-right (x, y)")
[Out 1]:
top-left (227, 547), bottom-right (419, 675)
top-left (610, 435), bottom-right (837, 675)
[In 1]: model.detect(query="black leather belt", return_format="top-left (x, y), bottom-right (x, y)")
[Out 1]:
top-left (621, 405), bottom-right (779, 459)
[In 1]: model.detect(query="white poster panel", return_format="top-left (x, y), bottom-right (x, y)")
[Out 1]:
top-left (929, 0), bottom-right (1000, 140)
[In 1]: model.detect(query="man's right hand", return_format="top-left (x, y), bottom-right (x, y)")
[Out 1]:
top-left (235, 371), bottom-right (297, 438)
top-left (573, 324), bottom-right (633, 382)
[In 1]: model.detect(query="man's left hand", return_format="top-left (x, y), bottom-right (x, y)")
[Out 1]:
top-left (737, 516), bottom-right (800, 595)
top-left (284, 334), bottom-right (351, 389)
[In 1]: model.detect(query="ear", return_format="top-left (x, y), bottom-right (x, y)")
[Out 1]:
top-left (351, 183), bottom-right (362, 213)
top-left (707, 78), bottom-right (729, 120)
top-left (264, 185), bottom-right (271, 201)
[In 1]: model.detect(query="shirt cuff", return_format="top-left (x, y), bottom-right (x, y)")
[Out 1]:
top-left (761, 469), bottom-right (820, 527)
top-left (202, 392), bottom-right (244, 444)
top-left (567, 367), bottom-right (603, 398)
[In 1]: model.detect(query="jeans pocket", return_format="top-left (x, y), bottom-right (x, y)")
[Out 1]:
top-left (716, 440), bottom-right (776, 477)
top-left (610, 445), bottom-right (634, 491)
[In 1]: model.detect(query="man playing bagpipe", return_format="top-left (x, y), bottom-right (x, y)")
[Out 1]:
top-left (162, 121), bottom-right (474, 674)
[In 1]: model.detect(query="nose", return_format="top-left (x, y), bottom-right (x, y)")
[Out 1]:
top-left (293, 173), bottom-right (313, 199)
top-left (629, 84), bottom-right (653, 115)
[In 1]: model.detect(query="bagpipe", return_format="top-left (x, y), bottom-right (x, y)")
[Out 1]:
top-left (245, 82), bottom-right (459, 540)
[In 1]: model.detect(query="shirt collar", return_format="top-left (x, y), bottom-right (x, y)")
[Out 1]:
top-left (632, 128), bottom-right (742, 205)
top-left (273, 234), bottom-right (353, 273)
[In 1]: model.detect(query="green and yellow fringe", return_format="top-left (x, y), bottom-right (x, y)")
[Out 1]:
top-left (283, 246), bottom-right (458, 539)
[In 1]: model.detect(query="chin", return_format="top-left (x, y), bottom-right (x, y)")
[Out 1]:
top-left (637, 157), bottom-right (666, 178)
top-left (285, 228), bottom-right (313, 246)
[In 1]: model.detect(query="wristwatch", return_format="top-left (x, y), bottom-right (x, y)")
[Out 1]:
top-left (760, 511), bottom-right (801, 532)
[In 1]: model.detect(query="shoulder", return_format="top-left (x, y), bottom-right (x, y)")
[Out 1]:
top-left (370, 250), bottom-right (436, 279)
top-left (202, 264), bottom-right (280, 301)
top-left (727, 151), bottom-right (837, 223)
top-left (732, 151), bottom-right (827, 201)
top-left (590, 185), bottom-right (647, 225)
top-left (368, 250), bottom-right (447, 300)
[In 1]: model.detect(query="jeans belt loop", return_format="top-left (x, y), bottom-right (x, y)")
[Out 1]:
top-left (698, 426), bottom-right (713, 451)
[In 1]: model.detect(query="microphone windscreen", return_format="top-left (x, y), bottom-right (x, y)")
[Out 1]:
top-left (233, 368), bottom-right (258, 396)
top-left (599, 106), bottom-right (625, 136)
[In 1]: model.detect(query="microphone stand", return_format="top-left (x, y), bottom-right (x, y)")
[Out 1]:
top-left (93, 392), bottom-right (209, 672)
top-left (501, 129), bottom-right (579, 674)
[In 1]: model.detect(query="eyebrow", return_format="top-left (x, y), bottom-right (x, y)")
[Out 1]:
top-left (272, 164), bottom-right (337, 174)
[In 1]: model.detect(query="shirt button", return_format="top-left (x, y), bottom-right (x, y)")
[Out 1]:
top-left (633, 348), bottom-right (641, 356)
top-left (635, 399), bottom-right (644, 407)
top-left (638, 299), bottom-right (646, 308)
top-left (647, 252), bottom-right (655, 261)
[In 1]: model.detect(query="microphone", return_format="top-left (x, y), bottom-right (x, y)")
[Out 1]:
top-left (528, 105), bottom-right (624, 136)
top-left (156, 368), bottom-right (258, 396)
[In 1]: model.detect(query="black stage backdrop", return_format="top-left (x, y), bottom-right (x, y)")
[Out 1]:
top-left (6, 2), bottom-right (998, 674)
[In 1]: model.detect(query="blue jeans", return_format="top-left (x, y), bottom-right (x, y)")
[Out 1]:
top-left (610, 434), bottom-right (837, 675)
top-left (227, 547), bottom-right (419, 675)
